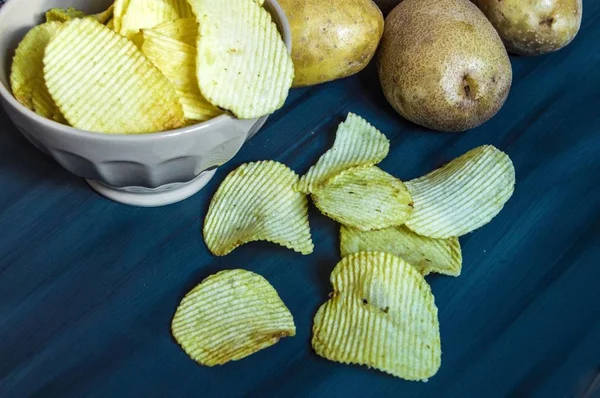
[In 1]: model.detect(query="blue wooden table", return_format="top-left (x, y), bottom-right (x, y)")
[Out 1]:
top-left (1, 2), bottom-right (599, 397)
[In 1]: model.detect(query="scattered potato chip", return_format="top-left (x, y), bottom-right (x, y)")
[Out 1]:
top-left (10, 22), bottom-right (63, 120)
top-left (312, 252), bottom-right (441, 381)
top-left (203, 161), bottom-right (314, 256)
top-left (119, 0), bottom-right (193, 40)
top-left (405, 145), bottom-right (515, 239)
top-left (147, 18), bottom-right (198, 46)
top-left (172, 269), bottom-right (296, 366)
top-left (92, 5), bottom-right (115, 24)
top-left (296, 113), bottom-right (390, 194)
top-left (189, 0), bottom-right (294, 119)
top-left (106, 18), bottom-right (115, 30)
top-left (312, 165), bottom-right (413, 231)
top-left (340, 225), bottom-right (462, 277)
top-left (141, 29), bottom-right (221, 121)
top-left (44, 18), bottom-right (185, 134)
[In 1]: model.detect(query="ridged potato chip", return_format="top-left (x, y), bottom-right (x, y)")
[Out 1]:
top-left (46, 6), bottom-right (114, 24)
top-left (312, 252), bottom-right (441, 381)
top-left (148, 18), bottom-right (197, 46)
top-left (172, 269), bottom-right (296, 366)
top-left (312, 166), bottom-right (413, 231)
top-left (113, 0), bottom-right (131, 32)
top-left (44, 18), bottom-right (185, 134)
top-left (10, 21), bottom-right (64, 121)
top-left (405, 145), bottom-right (515, 239)
top-left (340, 225), bottom-right (462, 277)
top-left (141, 29), bottom-right (221, 121)
top-left (119, 0), bottom-right (193, 40)
top-left (296, 113), bottom-right (390, 194)
top-left (189, 0), bottom-right (294, 119)
top-left (203, 161), bottom-right (314, 256)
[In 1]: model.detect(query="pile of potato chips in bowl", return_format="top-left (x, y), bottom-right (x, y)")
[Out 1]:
top-left (0, 0), bottom-right (292, 206)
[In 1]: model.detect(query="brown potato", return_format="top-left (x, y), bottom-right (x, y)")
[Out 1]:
top-left (279, 0), bottom-right (384, 87)
top-left (377, 0), bottom-right (512, 132)
top-left (473, 0), bottom-right (582, 55)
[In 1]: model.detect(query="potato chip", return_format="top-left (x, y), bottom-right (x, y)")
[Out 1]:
top-left (106, 18), bottom-right (115, 30)
top-left (148, 18), bottom-right (197, 46)
top-left (141, 29), bottom-right (221, 121)
top-left (172, 269), bottom-right (296, 366)
top-left (340, 225), bottom-right (462, 277)
top-left (189, 0), bottom-right (294, 119)
top-left (312, 252), bottom-right (441, 381)
top-left (296, 113), bottom-right (390, 194)
top-left (405, 145), bottom-right (515, 239)
top-left (113, 0), bottom-right (131, 32)
top-left (45, 6), bottom-right (114, 24)
top-left (119, 0), bottom-right (193, 40)
top-left (203, 161), bottom-right (314, 256)
top-left (10, 22), bottom-right (63, 118)
top-left (312, 165), bottom-right (413, 231)
top-left (44, 18), bottom-right (185, 134)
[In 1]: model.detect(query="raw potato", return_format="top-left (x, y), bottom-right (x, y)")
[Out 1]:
top-left (10, 22), bottom-right (64, 122)
top-left (279, 0), bottom-right (384, 87)
top-left (44, 18), bottom-right (185, 134)
top-left (203, 161), bottom-right (314, 256)
top-left (172, 269), bottom-right (296, 366)
top-left (405, 145), bottom-right (515, 239)
top-left (340, 225), bottom-right (462, 277)
top-left (473, 0), bottom-right (582, 55)
top-left (312, 165), bottom-right (413, 231)
top-left (312, 252), bottom-right (441, 381)
top-left (378, 0), bottom-right (512, 132)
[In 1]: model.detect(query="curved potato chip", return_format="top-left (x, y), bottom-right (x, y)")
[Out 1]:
top-left (312, 166), bottom-right (413, 231)
top-left (203, 161), bottom-right (314, 256)
top-left (46, 6), bottom-right (114, 24)
top-left (10, 21), bottom-right (64, 121)
top-left (340, 225), bottom-right (462, 277)
top-left (296, 113), bottom-right (390, 193)
top-left (44, 18), bottom-right (185, 134)
top-left (113, 0), bottom-right (131, 32)
top-left (172, 269), bottom-right (296, 366)
top-left (312, 252), bottom-right (441, 381)
top-left (141, 29), bottom-right (221, 121)
top-left (190, 0), bottom-right (294, 119)
top-left (148, 18), bottom-right (197, 46)
top-left (405, 145), bottom-right (515, 239)
top-left (119, 0), bottom-right (193, 40)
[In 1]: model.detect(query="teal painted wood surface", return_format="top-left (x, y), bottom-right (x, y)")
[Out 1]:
top-left (1, 1), bottom-right (599, 397)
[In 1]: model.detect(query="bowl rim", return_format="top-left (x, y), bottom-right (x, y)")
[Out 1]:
top-left (0, 0), bottom-right (291, 143)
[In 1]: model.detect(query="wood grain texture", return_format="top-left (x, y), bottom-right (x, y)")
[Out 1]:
top-left (0, 1), bottom-right (599, 396)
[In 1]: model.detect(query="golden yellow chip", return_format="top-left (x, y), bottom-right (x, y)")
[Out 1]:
top-left (10, 22), bottom-right (63, 120)
top-left (405, 145), bottom-right (515, 239)
top-left (113, 0), bottom-right (131, 32)
top-left (44, 18), bottom-right (185, 134)
top-left (312, 252), bottom-right (441, 381)
top-left (172, 269), bottom-right (296, 366)
top-left (312, 165), bottom-right (413, 231)
top-left (106, 18), bottom-right (115, 29)
top-left (340, 225), bottom-right (462, 277)
top-left (148, 18), bottom-right (197, 46)
top-left (141, 29), bottom-right (221, 122)
top-left (119, 0), bottom-right (193, 40)
top-left (203, 161), bottom-right (314, 256)
top-left (189, 0), bottom-right (294, 119)
top-left (45, 6), bottom-right (114, 24)
top-left (296, 113), bottom-right (390, 194)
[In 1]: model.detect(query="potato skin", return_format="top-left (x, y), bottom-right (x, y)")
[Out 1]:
top-left (473, 0), bottom-right (582, 56)
top-left (279, 0), bottom-right (384, 87)
top-left (377, 0), bottom-right (512, 132)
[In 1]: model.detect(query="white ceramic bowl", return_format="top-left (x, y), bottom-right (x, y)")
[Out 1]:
top-left (0, 0), bottom-right (291, 206)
